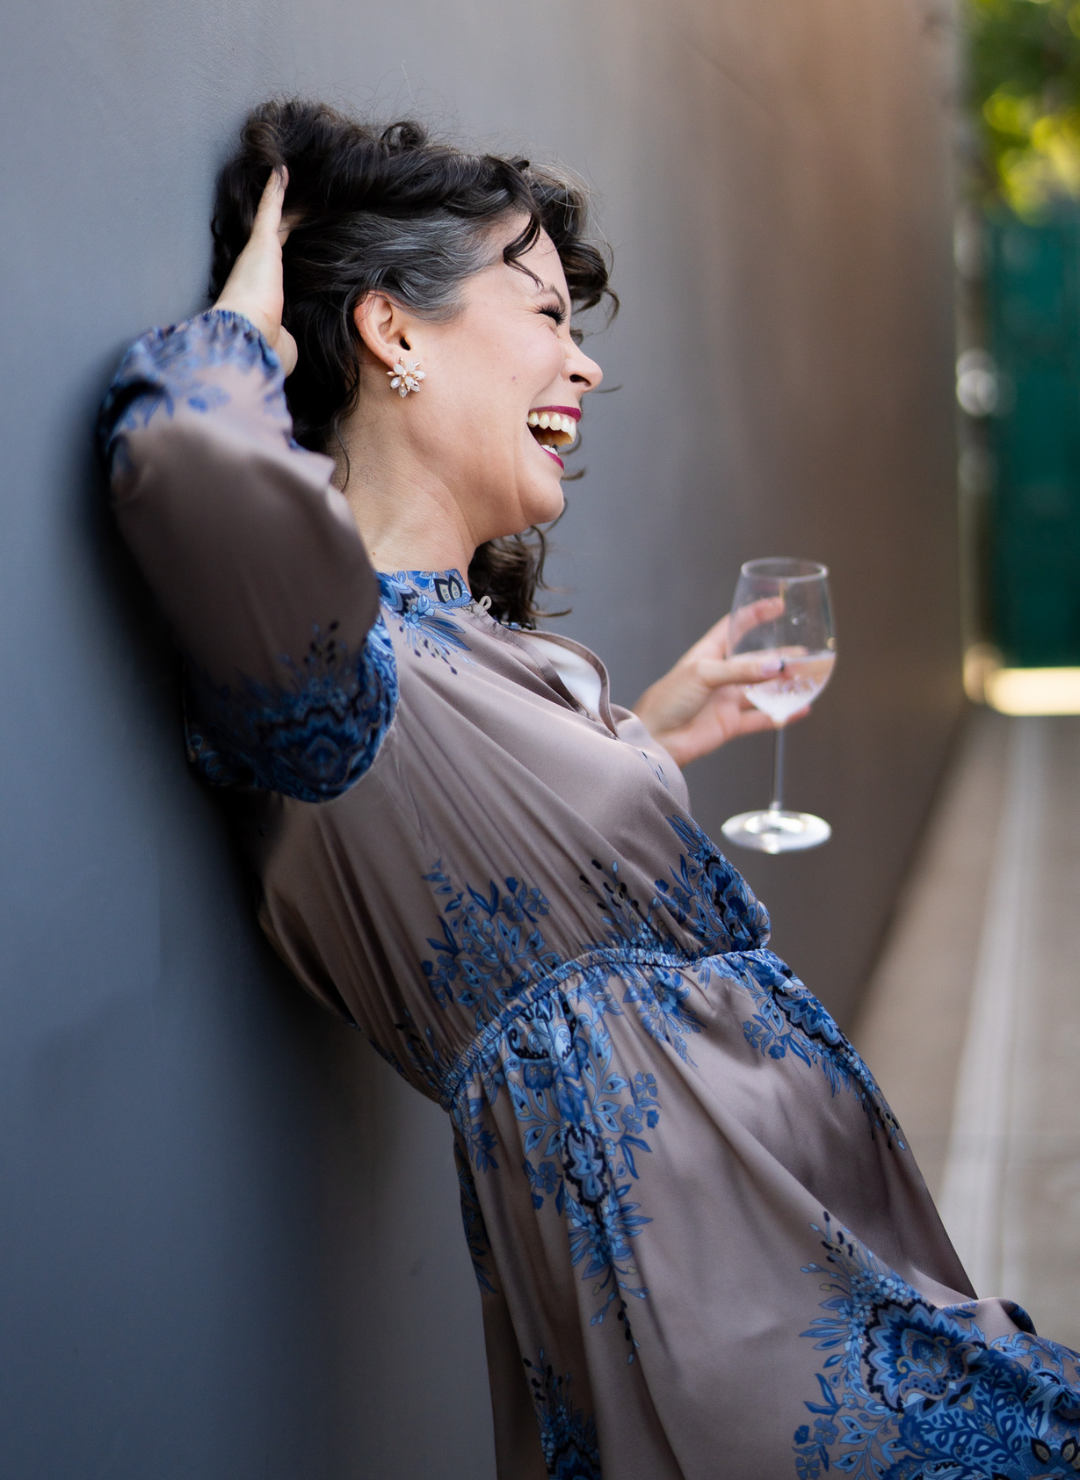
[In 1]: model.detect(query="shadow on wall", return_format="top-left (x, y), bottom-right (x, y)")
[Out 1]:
top-left (0, 0), bottom-right (959, 1475)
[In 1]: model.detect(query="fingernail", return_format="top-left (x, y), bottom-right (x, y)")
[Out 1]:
top-left (760, 657), bottom-right (783, 676)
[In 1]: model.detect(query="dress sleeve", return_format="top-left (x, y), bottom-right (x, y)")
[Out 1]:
top-left (99, 309), bottom-right (397, 802)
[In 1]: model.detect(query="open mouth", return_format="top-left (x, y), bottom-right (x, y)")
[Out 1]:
top-left (528, 406), bottom-right (579, 468)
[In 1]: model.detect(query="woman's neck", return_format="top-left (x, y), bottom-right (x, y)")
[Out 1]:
top-left (334, 423), bottom-right (475, 576)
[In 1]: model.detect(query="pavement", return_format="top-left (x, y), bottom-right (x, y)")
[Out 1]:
top-left (852, 707), bottom-right (1080, 1350)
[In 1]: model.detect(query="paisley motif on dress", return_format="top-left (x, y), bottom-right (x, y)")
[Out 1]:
top-left (378, 569), bottom-right (473, 671)
top-left (794, 1214), bottom-right (1080, 1480)
top-left (523, 1353), bottom-right (602, 1480)
top-left (185, 568), bottom-right (480, 801)
top-left (185, 615), bottom-right (398, 802)
top-left (655, 813), bottom-right (772, 951)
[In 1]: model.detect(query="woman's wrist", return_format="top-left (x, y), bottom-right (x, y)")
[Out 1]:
top-left (210, 298), bottom-right (274, 342)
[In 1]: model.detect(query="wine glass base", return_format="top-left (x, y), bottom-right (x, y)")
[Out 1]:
top-left (721, 808), bottom-right (832, 855)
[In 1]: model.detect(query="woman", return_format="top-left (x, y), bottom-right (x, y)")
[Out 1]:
top-left (100, 101), bottom-right (1080, 1478)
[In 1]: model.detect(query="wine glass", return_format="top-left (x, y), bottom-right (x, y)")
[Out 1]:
top-left (720, 558), bottom-right (836, 854)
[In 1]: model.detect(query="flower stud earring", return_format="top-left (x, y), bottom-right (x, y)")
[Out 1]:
top-left (388, 359), bottom-right (425, 397)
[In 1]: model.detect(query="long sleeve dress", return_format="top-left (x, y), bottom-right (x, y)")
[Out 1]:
top-left (100, 309), bottom-right (1080, 1480)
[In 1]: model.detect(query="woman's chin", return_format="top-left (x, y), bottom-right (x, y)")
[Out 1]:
top-left (518, 469), bottom-right (566, 525)
top-left (475, 470), bottom-right (566, 541)
top-left (523, 488), bottom-right (566, 528)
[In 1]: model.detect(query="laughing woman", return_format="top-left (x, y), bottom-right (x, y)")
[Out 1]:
top-left (100, 101), bottom-right (1080, 1478)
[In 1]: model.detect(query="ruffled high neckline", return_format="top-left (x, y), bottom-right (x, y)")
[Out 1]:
top-left (376, 569), bottom-right (473, 610)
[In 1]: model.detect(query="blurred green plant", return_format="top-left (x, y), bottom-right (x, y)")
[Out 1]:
top-left (967, 0), bottom-right (1080, 215)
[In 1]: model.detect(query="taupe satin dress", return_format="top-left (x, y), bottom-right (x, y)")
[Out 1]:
top-left (100, 310), bottom-right (1080, 1479)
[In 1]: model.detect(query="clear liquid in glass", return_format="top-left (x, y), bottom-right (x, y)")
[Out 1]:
top-left (721, 558), bottom-right (836, 854)
top-left (744, 651), bottom-right (836, 725)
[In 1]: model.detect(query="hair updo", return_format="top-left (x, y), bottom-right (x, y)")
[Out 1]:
top-left (209, 99), bottom-right (616, 626)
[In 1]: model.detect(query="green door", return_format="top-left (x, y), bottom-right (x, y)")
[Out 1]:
top-left (986, 209), bottom-right (1080, 666)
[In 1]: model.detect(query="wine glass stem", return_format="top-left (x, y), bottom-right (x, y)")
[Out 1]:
top-left (769, 725), bottom-right (786, 814)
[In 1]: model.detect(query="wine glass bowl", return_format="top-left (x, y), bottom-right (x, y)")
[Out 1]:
top-left (721, 558), bottom-right (836, 854)
top-left (742, 651), bottom-right (836, 726)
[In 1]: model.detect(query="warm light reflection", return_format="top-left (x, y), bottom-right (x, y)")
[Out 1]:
top-left (985, 666), bottom-right (1080, 715)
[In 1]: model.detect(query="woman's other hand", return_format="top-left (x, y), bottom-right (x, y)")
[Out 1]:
top-left (213, 168), bottom-right (298, 376)
top-left (633, 600), bottom-right (809, 767)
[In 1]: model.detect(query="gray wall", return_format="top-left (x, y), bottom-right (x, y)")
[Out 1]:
top-left (0, 0), bottom-right (959, 1475)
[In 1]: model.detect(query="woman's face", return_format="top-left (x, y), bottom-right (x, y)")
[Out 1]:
top-left (384, 222), bottom-right (603, 549)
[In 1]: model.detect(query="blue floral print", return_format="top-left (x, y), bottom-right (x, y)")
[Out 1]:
top-left (381, 567), bottom-right (473, 609)
top-left (413, 818), bottom-right (906, 1337)
top-left (507, 984), bottom-right (658, 1325)
top-left (736, 952), bottom-right (903, 1145)
top-left (794, 1214), bottom-right (1080, 1479)
top-left (445, 962), bottom-right (662, 1322)
top-left (523, 1353), bottom-right (602, 1480)
top-left (187, 569), bottom-right (478, 800)
top-left (415, 863), bottom-right (676, 1325)
top-left (421, 866), bottom-right (560, 1021)
top-left (421, 847), bottom-right (710, 1058)
top-left (98, 310), bottom-right (283, 474)
top-left (378, 569), bottom-right (473, 670)
top-left (185, 615), bottom-right (398, 802)
top-left (577, 857), bottom-right (705, 1061)
top-left (655, 813), bottom-right (772, 951)
top-left (454, 1139), bottom-right (498, 1295)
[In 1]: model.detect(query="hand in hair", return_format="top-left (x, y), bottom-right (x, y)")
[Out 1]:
top-left (633, 601), bottom-right (808, 767)
top-left (213, 169), bottom-right (299, 376)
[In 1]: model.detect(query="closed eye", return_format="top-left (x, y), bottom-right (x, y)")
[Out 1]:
top-left (539, 302), bottom-right (567, 327)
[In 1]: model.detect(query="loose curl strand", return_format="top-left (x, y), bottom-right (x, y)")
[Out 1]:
top-left (210, 100), bottom-right (616, 627)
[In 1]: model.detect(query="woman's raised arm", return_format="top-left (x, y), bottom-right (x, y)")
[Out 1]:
top-left (98, 172), bottom-right (395, 802)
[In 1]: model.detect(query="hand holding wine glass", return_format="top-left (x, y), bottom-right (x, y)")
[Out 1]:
top-left (632, 596), bottom-right (809, 767)
top-left (721, 559), bottom-right (836, 854)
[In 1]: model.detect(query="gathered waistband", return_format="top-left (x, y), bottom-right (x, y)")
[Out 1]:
top-left (436, 942), bottom-right (725, 1110)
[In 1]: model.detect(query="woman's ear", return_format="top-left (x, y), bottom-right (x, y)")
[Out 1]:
top-left (353, 293), bottom-right (416, 367)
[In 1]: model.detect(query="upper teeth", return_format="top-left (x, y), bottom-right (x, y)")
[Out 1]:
top-left (528, 411), bottom-right (576, 434)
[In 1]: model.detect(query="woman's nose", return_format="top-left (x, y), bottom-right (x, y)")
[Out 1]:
top-left (568, 345), bottom-right (603, 392)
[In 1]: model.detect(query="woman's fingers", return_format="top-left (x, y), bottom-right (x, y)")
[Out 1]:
top-left (634, 608), bottom-right (818, 759)
top-left (681, 597), bottom-right (785, 665)
top-left (252, 167), bottom-right (291, 243)
top-left (213, 167), bottom-right (294, 368)
top-left (635, 637), bottom-right (815, 763)
top-left (726, 596), bottom-right (785, 653)
top-left (694, 652), bottom-right (784, 690)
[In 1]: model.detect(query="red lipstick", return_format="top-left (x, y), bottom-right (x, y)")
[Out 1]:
top-left (530, 405), bottom-right (581, 421)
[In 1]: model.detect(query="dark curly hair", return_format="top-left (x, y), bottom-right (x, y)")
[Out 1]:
top-left (209, 99), bottom-right (616, 626)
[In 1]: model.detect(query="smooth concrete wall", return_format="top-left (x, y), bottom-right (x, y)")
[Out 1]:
top-left (0, 0), bottom-right (959, 1474)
